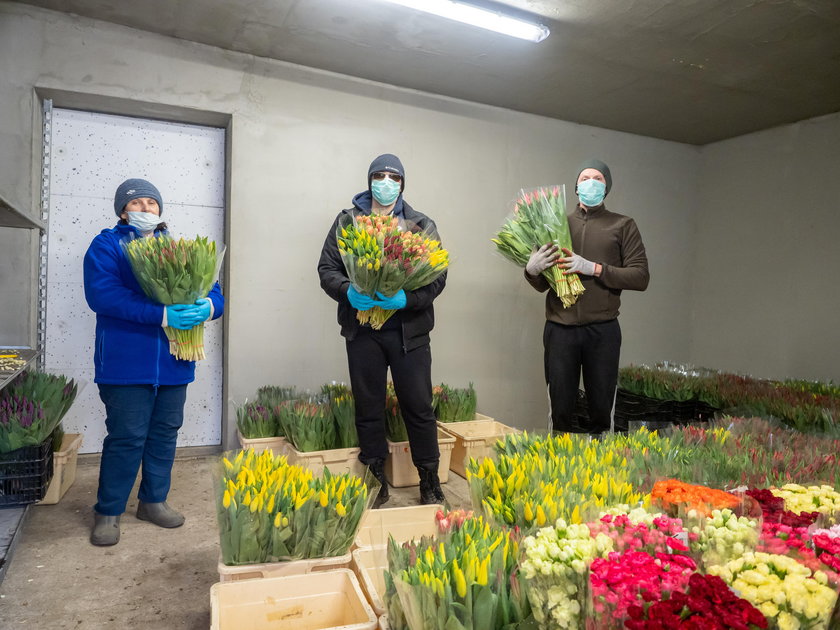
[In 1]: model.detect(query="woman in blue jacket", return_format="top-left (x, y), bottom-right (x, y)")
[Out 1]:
top-left (83, 178), bottom-right (224, 546)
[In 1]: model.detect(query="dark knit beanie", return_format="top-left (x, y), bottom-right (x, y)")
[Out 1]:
top-left (576, 159), bottom-right (612, 196)
top-left (114, 178), bottom-right (163, 216)
top-left (367, 154), bottom-right (405, 192)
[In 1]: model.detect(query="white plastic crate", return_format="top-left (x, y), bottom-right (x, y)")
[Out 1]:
top-left (354, 504), bottom-right (443, 549)
top-left (217, 551), bottom-right (351, 583)
top-left (384, 429), bottom-right (455, 487)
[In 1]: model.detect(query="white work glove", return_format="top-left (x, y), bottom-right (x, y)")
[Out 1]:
top-left (526, 244), bottom-right (559, 276)
top-left (560, 248), bottom-right (597, 276)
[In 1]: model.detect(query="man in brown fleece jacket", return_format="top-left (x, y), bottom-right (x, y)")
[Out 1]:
top-left (525, 159), bottom-right (649, 434)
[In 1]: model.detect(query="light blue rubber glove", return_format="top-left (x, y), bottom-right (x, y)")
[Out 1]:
top-left (166, 304), bottom-right (201, 330)
top-left (375, 290), bottom-right (407, 310)
top-left (347, 285), bottom-right (377, 311)
top-left (194, 298), bottom-right (212, 322)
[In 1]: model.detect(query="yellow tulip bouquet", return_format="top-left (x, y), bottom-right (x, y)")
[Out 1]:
top-left (386, 514), bottom-right (530, 630)
top-left (215, 449), bottom-right (375, 565)
top-left (337, 213), bottom-right (449, 329)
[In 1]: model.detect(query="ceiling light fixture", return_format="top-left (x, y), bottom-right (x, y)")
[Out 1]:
top-left (380, 0), bottom-right (550, 43)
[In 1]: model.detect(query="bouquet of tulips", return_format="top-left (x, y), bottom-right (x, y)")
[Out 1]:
top-left (0, 371), bottom-right (77, 452)
top-left (122, 235), bottom-right (223, 361)
top-left (321, 382), bottom-right (358, 448)
top-left (433, 383), bottom-right (477, 423)
top-left (337, 213), bottom-right (449, 329)
top-left (385, 382), bottom-right (409, 442)
top-left (216, 449), bottom-right (373, 564)
top-left (387, 514), bottom-right (530, 630)
top-left (277, 398), bottom-right (336, 452)
top-left (492, 185), bottom-right (584, 308)
top-left (235, 401), bottom-right (277, 439)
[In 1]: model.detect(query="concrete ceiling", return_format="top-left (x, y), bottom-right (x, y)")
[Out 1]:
top-left (15, 0), bottom-right (840, 144)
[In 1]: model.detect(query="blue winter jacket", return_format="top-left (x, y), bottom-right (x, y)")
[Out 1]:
top-left (83, 223), bottom-right (225, 385)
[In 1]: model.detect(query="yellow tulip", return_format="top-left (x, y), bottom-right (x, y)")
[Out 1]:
top-left (222, 489), bottom-right (231, 508)
top-left (336, 502), bottom-right (346, 517)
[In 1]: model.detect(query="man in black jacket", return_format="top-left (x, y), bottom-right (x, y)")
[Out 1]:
top-left (317, 154), bottom-right (447, 506)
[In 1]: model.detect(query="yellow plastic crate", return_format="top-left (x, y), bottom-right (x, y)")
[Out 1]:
top-left (37, 433), bottom-right (83, 505)
top-left (210, 569), bottom-right (377, 630)
top-left (354, 504), bottom-right (443, 549)
top-left (217, 552), bottom-right (351, 583)
top-left (384, 429), bottom-right (455, 487)
top-left (286, 444), bottom-right (366, 478)
top-left (236, 431), bottom-right (287, 455)
top-left (440, 420), bottom-right (521, 478)
top-left (352, 547), bottom-right (388, 616)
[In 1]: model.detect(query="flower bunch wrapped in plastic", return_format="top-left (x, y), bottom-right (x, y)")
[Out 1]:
top-left (123, 235), bottom-right (223, 361)
top-left (387, 515), bottom-right (530, 630)
top-left (235, 401), bottom-right (276, 439)
top-left (689, 508), bottom-right (761, 569)
top-left (588, 507), bottom-right (690, 556)
top-left (0, 371), bottom-right (77, 452)
top-left (746, 488), bottom-right (819, 527)
top-left (433, 383), bottom-right (477, 423)
top-left (385, 381), bottom-right (409, 442)
top-left (589, 551), bottom-right (697, 629)
top-left (770, 484), bottom-right (840, 521)
top-left (520, 518), bottom-right (609, 629)
top-left (436, 508), bottom-right (475, 534)
top-left (624, 573), bottom-right (768, 630)
top-left (812, 525), bottom-right (840, 574)
top-left (707, 551), bottom-right (838, 629)
top-left (337, 213), bottom-right (449, 329)
top-left (216, 449), bottom-right (372, 565)
top-left (467, 433), bottom-right (646, 529)
top-left (651, 479), bottom-right (742, 517)
top-left (277, 398), bottom-right (336, 452)
top-left (492, 185), bottom-right (584, 308)
top-left (321, 382), bottom-right (358, 448)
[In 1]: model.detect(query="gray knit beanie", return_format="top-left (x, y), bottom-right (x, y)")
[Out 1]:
top-left (114, 178), bottom-right (163, 216)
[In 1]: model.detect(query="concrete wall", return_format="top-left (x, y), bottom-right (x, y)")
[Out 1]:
top-left (693, 113), bottom-right (840, 382)
top-left (0, 3), bottom-right (700, 443)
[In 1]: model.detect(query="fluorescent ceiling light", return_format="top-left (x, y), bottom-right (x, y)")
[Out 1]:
top-left (380, 0), bottom-right (550, 42)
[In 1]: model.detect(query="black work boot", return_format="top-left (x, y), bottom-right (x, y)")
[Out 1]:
top-left (90, 513), bottom-right (121, 546)
top-left (417, 463), bottom-right (445, 505)
top-left (137, 501), bottom-right (185, 528)
top-left (369, 459), bottom-right (389, 508)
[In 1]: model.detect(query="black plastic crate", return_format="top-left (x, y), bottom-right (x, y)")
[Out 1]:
top-left (0, 437), bottom-right (54, 507)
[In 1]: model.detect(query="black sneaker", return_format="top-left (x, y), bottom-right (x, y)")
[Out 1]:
top-left (417, 465), bottom-right (445, 505)
top-left (369, 458), bottom-right (389, 508)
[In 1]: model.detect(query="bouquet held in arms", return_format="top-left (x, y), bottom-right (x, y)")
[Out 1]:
top-left (123, 235), bottom-right (224, 361)
top-left (492, 185), bottom-right (584, 308)
top-left (337, 214), bottom-right (449, 329)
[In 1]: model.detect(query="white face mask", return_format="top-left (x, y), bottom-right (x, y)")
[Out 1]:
top-left (126, 211), bottom-right (162, 234)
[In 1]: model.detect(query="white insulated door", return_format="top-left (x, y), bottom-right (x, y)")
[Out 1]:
top-left (45, 108), bottom-right (226, 453)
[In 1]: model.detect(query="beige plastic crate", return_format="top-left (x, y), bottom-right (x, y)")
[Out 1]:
top-left (354, 504), bottom-right (443, 549)
top-left (436, 412), bottom-right (493, 429)
top-left (352, 547), bottom-right (388, 616)
top-left (379, 615), bottom-right (391, 630)
top-left (37, 433), bottom-right (83, 505)
top-left (218, 551), bottom-right (352, 583)
top-left (211, 568), bottom-right (377, 630)
top-left (286, 444), bottom-right (366, 478)
top-left (441, 421), bottom-right (521, 478)
top-left (384, 428), bottom-right (455, 487)
top-left (236, 431), bottom-right (287, 455)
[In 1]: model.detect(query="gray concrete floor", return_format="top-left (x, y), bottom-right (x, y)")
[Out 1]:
top-left (0, 455), bottom-right (472, 629)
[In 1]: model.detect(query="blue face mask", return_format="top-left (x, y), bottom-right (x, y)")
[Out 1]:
top-left (371, 178), bottom-right (401, 207)
top-left (126, 211), bottom-right (162, 234)
top-left (577, 179), bottom-right (606, 207)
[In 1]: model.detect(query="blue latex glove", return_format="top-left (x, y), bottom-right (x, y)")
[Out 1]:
top-left (194, 298), bottom-right (212, 322)
top-left (375, 290), bottom-right (407, 310)
top-left (347, 285), bottom-right (377, 311)
top-left (166, 304), bottom-right (201, 330)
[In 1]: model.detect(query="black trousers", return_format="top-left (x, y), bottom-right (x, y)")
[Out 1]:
top-left (346, 328), bottom-right (440, 467)
top-left (544, 319), bottom-right (622, 434)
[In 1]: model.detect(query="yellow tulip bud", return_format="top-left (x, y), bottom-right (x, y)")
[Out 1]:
top-left (222, 489), bottom-right (231, 508)
top-left (336, 502), bottom-right (346, 517)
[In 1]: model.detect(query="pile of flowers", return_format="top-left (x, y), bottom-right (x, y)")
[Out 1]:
top-left (337, 213), bottom-right (449, 329)
top-left (651, 479), bottom-right (742, 517)
top-left (0, 371), bottom-right (77, 452)
top-left (492, 185), bottom-right (584, 307)
top-left (235, 401), bottom-right (276, 439)
top-left (277, 398), bottom-right (336, 452)
top-left (588, 507), bottom-right (690, 556)
top-left (707, 551), bottom-right (838, 628)
top-left (769, 484), bottom-right (840, 520)
top-left (689, 508), bottom-right (761, 569)
top-left (321, 382), bottom-right (357, 448)
top-left (123, 235), bottom-right (223, 361)
top-left (812, 525), bottom-right (840, 574)
top-left (386, 515), bottom-right (530, 630)
top-left (433, 383), bottom-right (477, 423)
top-left (215, 449), bottom-right (371, 564)
top-left (385, 381), bottom-right (409, 442)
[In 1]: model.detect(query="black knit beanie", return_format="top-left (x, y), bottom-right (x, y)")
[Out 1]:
top-left (367, 154), bottom-right (405, 192)
top-left (576, 159), bottom-right (612, 196)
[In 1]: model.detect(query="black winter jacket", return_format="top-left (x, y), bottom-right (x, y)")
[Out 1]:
top-left (317, 192), bottom-right (447, 352)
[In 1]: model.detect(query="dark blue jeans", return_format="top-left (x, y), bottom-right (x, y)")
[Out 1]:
top-left (95, 384), bottom-right (187, 516)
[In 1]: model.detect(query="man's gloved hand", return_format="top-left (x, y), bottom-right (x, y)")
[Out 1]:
top-left (166, 304), bottom-right (201, 330)
top-left (375, 290), bottom-right (407, 310)
top-left (526, 244), bottom-right (559, 276)
top-left (560, 248), bottom-right (597, 276)
top-left (194, 298), bottom-right (212, 322)
top-left (347, 285), bottom-right (377, 311)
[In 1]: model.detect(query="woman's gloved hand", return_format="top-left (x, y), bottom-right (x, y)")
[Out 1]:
top-left (347, 285), bottom-right (377, 311)
top-left (166, 304), bottom-right (201, 330)
top-left (375, 290), bottom-right (407, 310)
top-left (194, 298), bottom-right (212, 322)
